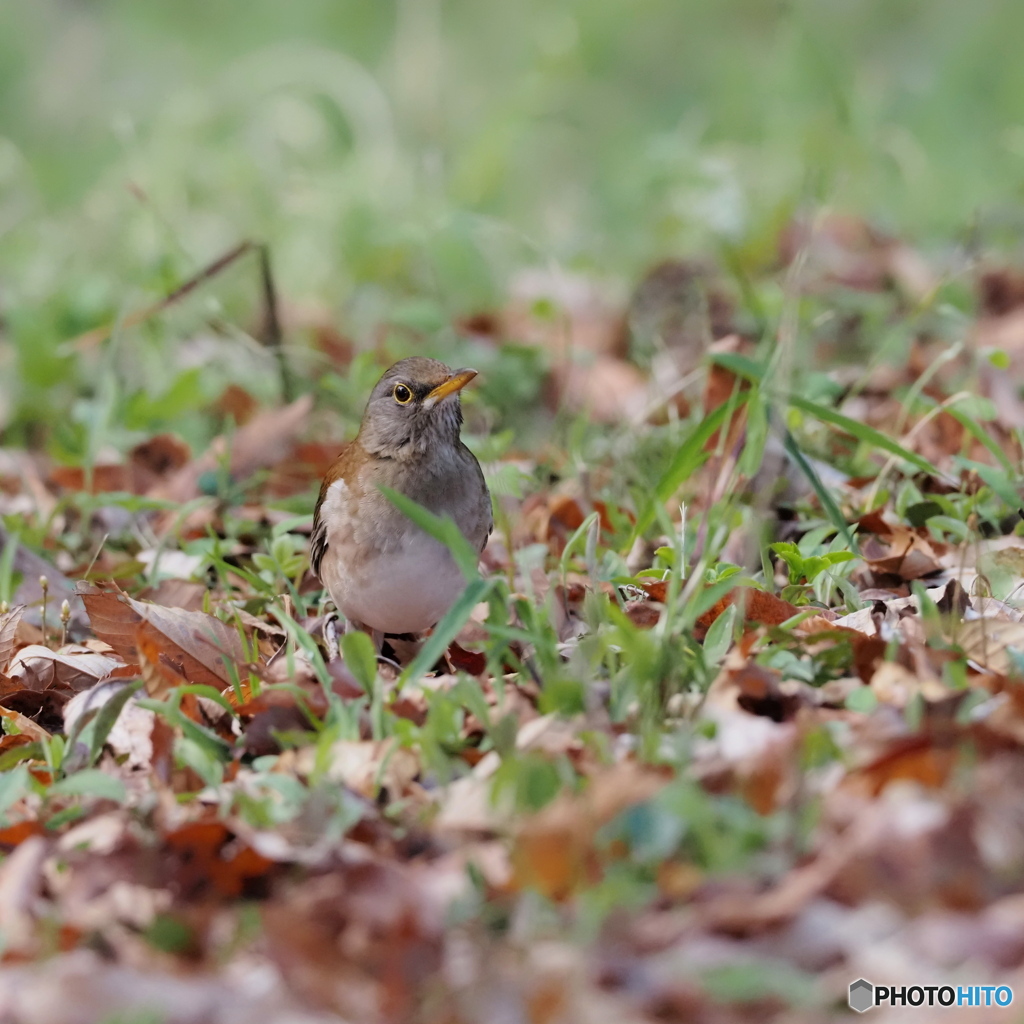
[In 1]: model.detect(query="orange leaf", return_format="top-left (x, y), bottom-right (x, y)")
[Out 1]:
top-left (0, 821), bottom-right (44, 849)
top-left (511, 763), bottom-right (667, 900)
top-left (695, 587), bottom-right (800, 639)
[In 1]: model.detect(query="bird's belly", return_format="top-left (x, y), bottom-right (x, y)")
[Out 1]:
top-left (324, 533), bottom-right (468, 635)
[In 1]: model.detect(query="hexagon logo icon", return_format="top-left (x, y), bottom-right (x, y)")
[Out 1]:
top-left (849, 978), bottom-right (874, 1013)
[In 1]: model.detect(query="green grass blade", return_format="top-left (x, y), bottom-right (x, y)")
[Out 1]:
top-left (944, 406), bottom-right (1016, 475)
top-left (88, 679), bottom-right (145, 766)
top-left (400, 577), bottom-right (491, 686)
top-left (788, 394), bottom-right (941, 477)
top-left (633, 399), bottom-right (741, 540)
top-left (379, 486), bottom-right (481, 580)
top-left (782, 431), bottom-right (859, 553)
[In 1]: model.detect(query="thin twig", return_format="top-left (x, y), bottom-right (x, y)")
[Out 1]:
top-left (70, 240), bottom-right (257, 351)
top-left (257, 244), bottom-right (294, 401)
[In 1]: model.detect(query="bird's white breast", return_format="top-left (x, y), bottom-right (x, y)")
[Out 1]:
top-left (318, 478), bottom-right (469, 635)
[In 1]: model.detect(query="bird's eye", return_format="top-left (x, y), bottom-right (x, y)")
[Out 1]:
top-left (392, 383), bottom-right (413, 405)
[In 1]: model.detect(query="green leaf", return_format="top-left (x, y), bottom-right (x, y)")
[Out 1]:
top-left (782, 431), bottom-right (859, 553)
top-left (137, 695), bottom-right (233, 762)
top-left (175, 736), bottom-right (223, 788)
top-left (845, 686), bottom-right (878, 713)
top-left (178, 684), bottom-right (237, 717)
top-left (905, 500), bottom-right (944, 528)
top-left (340, 629), bottom-right (378, 692)
top-left (0, 740), bottom-right (44, 772)
top-left (48, 770), bottom-right (127, 803)
top-left (145, 914), bottom-right (195, 954)
top-left (0, 764), bottom-right (29, 821)
top-left (945, 406), bottom-right (1015, 474)
top-left (401, 577), bottom-right (492, 686)
top-left (89, 679), bottom-right (145, 766)
top-left (703, 603), bottom-right (737, 666)
top-left (958, 459), bottom-right (1021, 511)
top-left (788, 394), bottom-right (941, 477)
top-left (708, 351), bottom-right (766, 382)
top-left (633, 399), bottom-right (741, 540)
top-left (560, 511), bottom-right (600, 576)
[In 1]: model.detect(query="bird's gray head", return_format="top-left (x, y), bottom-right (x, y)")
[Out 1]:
top-left (357, 357), bottom-right (478, 458)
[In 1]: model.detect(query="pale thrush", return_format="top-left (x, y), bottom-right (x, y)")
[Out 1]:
top-left (311, 357), bottom-right (492, 643)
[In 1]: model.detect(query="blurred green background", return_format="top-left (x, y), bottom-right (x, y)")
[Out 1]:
top-left (1, 0), bottom-right (1023, 453)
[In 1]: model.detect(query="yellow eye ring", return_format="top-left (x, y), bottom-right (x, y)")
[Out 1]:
top-left (392, 383), bottom-right (413, 405)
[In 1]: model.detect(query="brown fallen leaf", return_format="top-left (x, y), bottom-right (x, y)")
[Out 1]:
top-left (695, 586), bottom-right (800, 640)
top-left (554, 355), bottom-right (649, 424)
top-left (958, 618), bottom-right (1024, 677)
top-left (48, 434), bottom-right (191, 496)
top-left (310, 738), bottom-right (420, 801)
top-left (511, 762), bottom-right (667, 900)
top-left (0, 821), bottom-right (45, 850)
top-left (797, 616), bottom-right (888, 683)
top-left (0, 604), bottom-right (24, 673)
top-left (163, 821), bottom-right (275, 900)
top-left (77, 581), bottom-right (249, 689)
top-left (135, 624), bottom-right (191, 700)
top-left (861, 525), bottom-right (945, 583)
top-left (148, 393), bottom-right (313, 505)
top-left (6, 644), bottom-right (124, 694)
top-left (447, 641), bottom-right (486, 675)
top-left (848, 734), bottom-right (959, 796)
top-left (261, 855), bottom-right (441, 1019)
top-left (0, 707), bottom-right (50, 743)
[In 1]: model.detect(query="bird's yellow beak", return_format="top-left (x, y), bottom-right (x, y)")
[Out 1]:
top-left (425, 368), bottom-right (478, 406)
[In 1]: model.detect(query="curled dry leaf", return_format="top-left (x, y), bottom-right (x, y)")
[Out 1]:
top-left (0, 604), bottom-right (24, 673)
top-left (6, 644), bottom-right (124, 694)
top-left (77, 581), bottom-right (249, 689)
top-left (958, 618), bottom-right (1024, 677)
top-left (0, 707), bottom-right (50, 743)
top-left (861, 526), bottom-right (945, 582)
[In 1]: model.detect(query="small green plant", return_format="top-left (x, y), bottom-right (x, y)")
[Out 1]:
top-left (770, 527), bottom-right (858, 606)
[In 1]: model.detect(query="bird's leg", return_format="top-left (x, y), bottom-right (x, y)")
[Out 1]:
top-left (323, 615), bottom-right (340, 661)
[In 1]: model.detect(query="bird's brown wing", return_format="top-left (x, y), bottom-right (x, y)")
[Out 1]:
top-left (309, 477), bottom-right (331, 581)
top-left (310, 449), bottom-right (351, 581)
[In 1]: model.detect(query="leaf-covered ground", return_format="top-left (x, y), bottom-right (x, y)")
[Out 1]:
top-left (4, 222), bottom-right (1024, 1022)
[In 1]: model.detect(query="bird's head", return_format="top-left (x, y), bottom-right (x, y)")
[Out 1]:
top-left (357, 357), bottom-right (478, 457)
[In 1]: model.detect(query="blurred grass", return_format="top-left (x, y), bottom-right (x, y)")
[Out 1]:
top-left (2, 0), bottom-right (1024, 449)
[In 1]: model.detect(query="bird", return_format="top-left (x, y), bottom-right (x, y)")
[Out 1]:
top-left (310, 357), bottom-right (492, 647)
